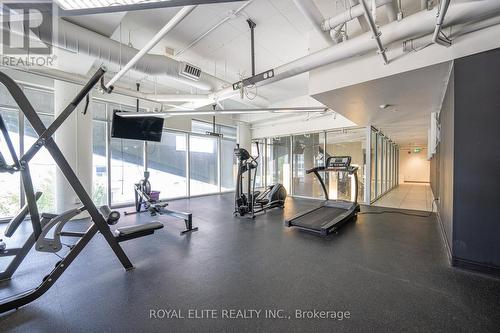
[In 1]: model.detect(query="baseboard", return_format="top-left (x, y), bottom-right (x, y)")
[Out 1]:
top-left (452, 257), bottom-right (500, 278)
top-left (403, 181), bottom-right (430, 184)
top-left (435, 209), bottom-right (453, 265)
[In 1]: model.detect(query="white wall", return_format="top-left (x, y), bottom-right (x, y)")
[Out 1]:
top-left (399, 148), bottom-right (430, 183)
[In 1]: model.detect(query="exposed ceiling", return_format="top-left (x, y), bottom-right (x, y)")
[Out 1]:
top-left (63, 0), bottom-right (313, 103)
top-left (313, 62), bottom-right (453, 148)
top-left (57, 0), bottom-right (429, 125)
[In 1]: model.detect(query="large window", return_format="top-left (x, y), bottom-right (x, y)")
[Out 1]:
top-left (0, 85), bottom-right (57, 218)
top-left (292, 133), bottom-right (325, 198)
top-left (267, 137), bottom-right (291, 192)
top-left (0, 109), bottom-right (21, 218)
top-left (190, 119), bottom-right (236, 194)
top-left (110, 138), bottom-right (144, 205)
top-left (24, 115), bottom-right (56, 213)
top-left (100, 103), bottom-right (147, 206)
top-left (147, 131), bottom-right (188, 199)
top-left (89, 105), bottom-right (238, 207)
top-left (189, 135), bottom-right (218, 196)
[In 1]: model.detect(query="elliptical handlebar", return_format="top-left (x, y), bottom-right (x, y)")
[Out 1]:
top-left (234, 142), bottom-right (260, 169)
top-left (254, 141), bottom-right (260, 160)
top-left (249, 141), bottom-right (260, 168)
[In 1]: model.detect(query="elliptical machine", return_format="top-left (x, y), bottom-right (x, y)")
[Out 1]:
top-left (234, 142), bottom-right (287, 218)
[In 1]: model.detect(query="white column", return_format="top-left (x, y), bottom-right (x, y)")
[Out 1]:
top-left (54, 80), bottom-right (93, 215)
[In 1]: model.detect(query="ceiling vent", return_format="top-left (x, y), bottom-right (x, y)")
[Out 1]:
top-left (179, 62), bottom-right (202, 81)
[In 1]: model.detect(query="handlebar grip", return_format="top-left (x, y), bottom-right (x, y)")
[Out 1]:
top-left (255, 141), bottom-right (260, 158)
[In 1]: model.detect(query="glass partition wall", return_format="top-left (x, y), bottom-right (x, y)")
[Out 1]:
top-left (369, 127), bottom-right (399, 202)
top-left (253, 128), bottom-right (368, 203)
top-left (325, 128), bottom-right (366, 203)
top-left (267, 136), bottom-right (291, 193)
top-left (292, 133), bottom-right (324, 198)
top-left (253, 126), bottom-right (398, 205)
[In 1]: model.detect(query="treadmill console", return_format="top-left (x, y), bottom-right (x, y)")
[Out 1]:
top-left (326, 156), bottom-right (351, 169)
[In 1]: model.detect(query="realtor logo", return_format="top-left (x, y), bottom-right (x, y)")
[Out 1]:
top-left (1, 1), bottom-right (54, 55)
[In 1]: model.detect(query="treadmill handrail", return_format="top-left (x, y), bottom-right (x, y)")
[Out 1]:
top-left (306, 166), bottom-right (358, 174)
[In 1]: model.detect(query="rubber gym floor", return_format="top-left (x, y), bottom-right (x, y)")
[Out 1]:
top-left (1, 193), bottom-right (499, 332)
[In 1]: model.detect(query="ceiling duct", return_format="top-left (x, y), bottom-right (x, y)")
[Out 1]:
top-left (179, 62), bottom-right (202, 81)
top-left (3, 18), bottom-right (228, 92)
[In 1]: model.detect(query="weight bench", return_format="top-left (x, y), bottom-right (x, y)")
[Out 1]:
top-left (114, 222), bottom-right (164, 242)
top-left (98, 206), bottom-right (164, 242)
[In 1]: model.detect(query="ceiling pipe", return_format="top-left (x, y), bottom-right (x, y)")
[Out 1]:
top-left (209, 0), bottom-right (500, 103)
top-left (321, 0), bottom-right (393, 31)
top-left (292, 0), bottom-right (334, 46)
top-left (360, 0), bottom-right (389, 64)
top-left (175, 0), bottom-right (254, 57)
top-left (105, 5), bottom-right (196, 90)
top-left (403, 15), bottom-right (500, 53)
top-left (330, 25), bottom-right (345, 43)
top-left (349, 0), bottom-right (370, 32)
top-left (0, 64), bottom-right (265, 112)
top-left (385, 0), bottom-right (399, 22)
top-left (0, 65), bottom-right (172, 105)
top-left (432, 0), bottom-right (451, 46)
top-left (145, 94), bottom-right (212, 102)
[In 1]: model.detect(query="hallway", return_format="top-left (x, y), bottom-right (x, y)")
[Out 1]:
top-left (373, 183), bottom-right (434, 212)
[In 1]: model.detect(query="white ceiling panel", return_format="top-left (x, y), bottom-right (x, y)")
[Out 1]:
top-left (313, 62), bottom-right (453, 148)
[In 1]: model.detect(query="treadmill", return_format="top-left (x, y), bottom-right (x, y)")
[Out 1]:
top-left (285, 156), bottom-right (360, 236)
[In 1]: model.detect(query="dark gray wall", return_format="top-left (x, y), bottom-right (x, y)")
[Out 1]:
top-left (452, 49), bottom-right (500, 270)
top-left (431, 70), bottom-right (454, 252)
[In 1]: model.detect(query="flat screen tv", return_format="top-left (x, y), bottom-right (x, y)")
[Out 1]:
top-left (111, 111), bottom-right (164, 142)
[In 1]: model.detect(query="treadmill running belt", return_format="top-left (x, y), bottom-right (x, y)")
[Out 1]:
top-left (290, 207), bottom-right (347, 231)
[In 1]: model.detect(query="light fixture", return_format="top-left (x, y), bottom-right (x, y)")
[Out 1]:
top-left (379, 104), bottom-right (398, 112)
top-left (116, 107), bottom-right (330, 117)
